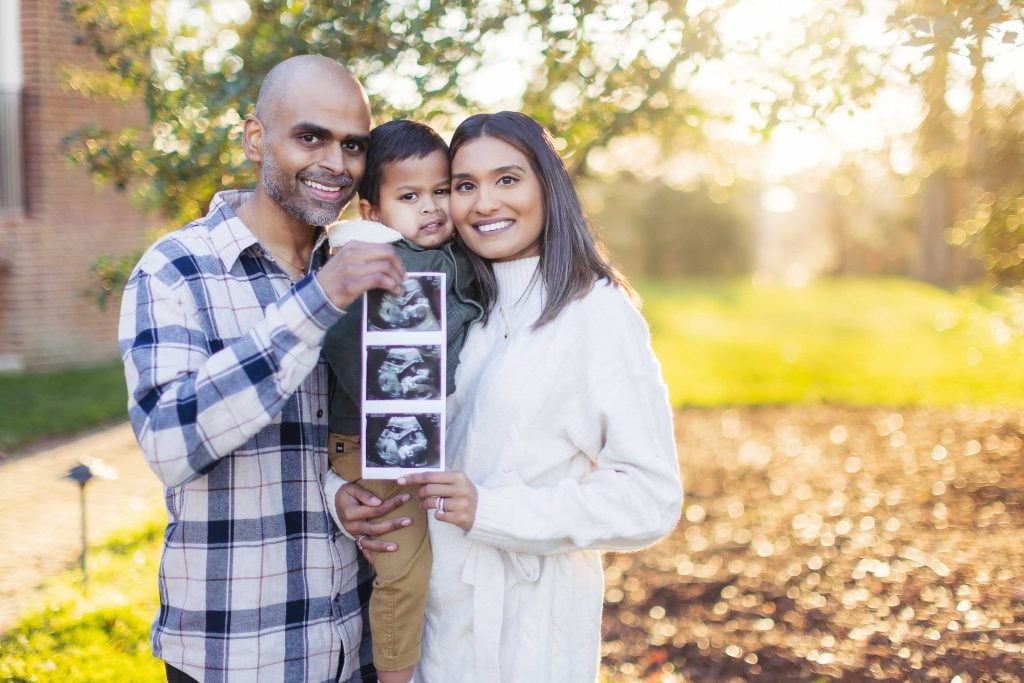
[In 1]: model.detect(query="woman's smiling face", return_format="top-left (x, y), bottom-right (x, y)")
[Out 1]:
top-left (450, 135), bottom-right (545, 262)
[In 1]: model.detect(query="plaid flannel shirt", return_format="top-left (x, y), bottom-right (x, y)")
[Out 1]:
top-left (119, 190), bottom-right (374, 682)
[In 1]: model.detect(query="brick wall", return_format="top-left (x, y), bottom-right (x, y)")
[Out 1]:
top-left (0, 1), bottom-right (159, 371)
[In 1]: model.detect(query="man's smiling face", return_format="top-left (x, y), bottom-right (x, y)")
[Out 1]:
top-left (256, 68), bottom-right (371, 227)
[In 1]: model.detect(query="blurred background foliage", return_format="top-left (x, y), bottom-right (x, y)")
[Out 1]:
top-left (582, 174), bottom-right (754, 278)
top-left (62, 0), bottom-right (733, 225)
top-left (60, 0), bottom-right (1024, 324)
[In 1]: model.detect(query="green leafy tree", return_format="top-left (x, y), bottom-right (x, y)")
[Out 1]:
top-left (583, 173), bottom-right (752, 279)
top-left (951, 98), bottom-right (1024, 288)
top-left (889, 0), bottom-right (1023, 285)
top-left (63, 0), bottom-right (734, 228)
top-left (66, 0), bottom-right (913, 300)
top-left (63, 0), bottom-right (741, 299)
top-left (73, 0), bottom-right (1024, 300)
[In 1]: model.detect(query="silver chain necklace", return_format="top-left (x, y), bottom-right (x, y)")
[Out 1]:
top-left (236, 199), bottom-right (309, 280)
top-left (262, 244), bottom-right (308, 279)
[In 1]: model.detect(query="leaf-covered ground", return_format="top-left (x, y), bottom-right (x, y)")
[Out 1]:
top-left (601, 406), bottom-right (1024, 682)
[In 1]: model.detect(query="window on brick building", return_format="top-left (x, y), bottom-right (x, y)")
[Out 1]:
top-left (0, 0), bottom-right (24, 212)
top-left (0, 88), bottom-right (23, 212)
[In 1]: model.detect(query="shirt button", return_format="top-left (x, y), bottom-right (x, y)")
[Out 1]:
top-left (316, 409), bottom-right (324, 418)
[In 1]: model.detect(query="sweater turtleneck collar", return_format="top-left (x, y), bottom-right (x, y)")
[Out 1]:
top-left (493, 256), bottom-right (541, 308)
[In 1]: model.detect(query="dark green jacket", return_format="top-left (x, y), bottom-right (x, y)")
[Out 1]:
top-left (322, 238), bottom-right (483, 434)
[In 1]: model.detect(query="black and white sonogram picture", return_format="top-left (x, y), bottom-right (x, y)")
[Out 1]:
top-left (366, 345), bottom-right (442, 400)
top-left (364, 413), bottom-right (442, 472)
top-left (361, 272), bottom-right (446, 477)
top-left (366, 274), bottom-right (443, 332)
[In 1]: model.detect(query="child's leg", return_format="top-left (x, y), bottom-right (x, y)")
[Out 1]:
top-left (328, 433), bottom-right (362, 481)
top-left (327, 433), bottom-right (430, 677)
top-left (377, 664), bottom-right (415, 683)
top-left (366, 478), bottom-right (431, 676)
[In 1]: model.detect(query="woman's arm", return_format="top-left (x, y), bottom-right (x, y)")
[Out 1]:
top-left (475, 370), bottom-right (680, 553)
top-left (404, 288), bottom-right (683, 554)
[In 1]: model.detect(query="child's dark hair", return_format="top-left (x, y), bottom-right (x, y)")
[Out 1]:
top-left (358, 119), bottom-right (449, 206)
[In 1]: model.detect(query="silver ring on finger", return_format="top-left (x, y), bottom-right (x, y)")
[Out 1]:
top-left (436, 496), bottom-right (445, 514)
top-left (356, 534), bottom-right (367, 550)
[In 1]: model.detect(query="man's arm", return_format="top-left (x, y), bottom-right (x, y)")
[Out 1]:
top-left (120, 240), bottom-right (405, 488)
top-left (120, 264), bottom-right (339, 486)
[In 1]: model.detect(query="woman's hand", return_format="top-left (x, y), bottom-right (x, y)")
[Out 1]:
top-left (335, 483), bottom-right (411, 559)
top-left (398, 470), bottom-right (478, 532)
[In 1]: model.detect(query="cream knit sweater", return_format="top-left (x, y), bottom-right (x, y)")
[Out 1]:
top-left (416, 256), bottom-right (682, 682)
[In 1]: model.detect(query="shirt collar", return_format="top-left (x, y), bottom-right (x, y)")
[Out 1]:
top-left (206, 189), bottom-right (329, 272)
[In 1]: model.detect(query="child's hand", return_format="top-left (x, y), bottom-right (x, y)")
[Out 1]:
top-left (398, 471), bottom-right (478, 532)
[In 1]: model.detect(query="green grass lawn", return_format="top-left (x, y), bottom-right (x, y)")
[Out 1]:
top-left (0, 518), bottom-right (165, 682)
top-left (0, 361), bottom-right (127, 455)
top-left (641, 277), bottom-right (1023, 407)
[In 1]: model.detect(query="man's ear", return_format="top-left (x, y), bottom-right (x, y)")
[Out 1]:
top-left (242, 116), bottom-right (264, 163)
top-left (358, 199), bottom-right (381, 222)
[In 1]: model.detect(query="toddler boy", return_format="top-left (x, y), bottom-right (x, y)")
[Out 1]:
top-left (322, 119), bottom-right (481, 683)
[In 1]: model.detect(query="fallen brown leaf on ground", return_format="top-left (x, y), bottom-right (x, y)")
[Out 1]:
top-left (601, 406), bottom-right (1024, 682)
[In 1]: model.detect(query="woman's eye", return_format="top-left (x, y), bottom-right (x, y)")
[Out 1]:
top-left (455, 181), bottom-right (475, 192)
top-left (497, 175), bottom-right (519, 186)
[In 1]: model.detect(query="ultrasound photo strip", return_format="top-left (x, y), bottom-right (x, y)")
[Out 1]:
top-left (365, 345), bottom-right (443, 401)
top-left (361, 272), bottom-right (446, 479)
top-left (364, 273), bottom-right (444, 336)
top-left (364, 413), bottom-right (443, 474)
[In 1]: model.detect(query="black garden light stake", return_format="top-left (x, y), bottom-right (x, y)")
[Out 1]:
top-left (63, 460), bottom-right (116, 585)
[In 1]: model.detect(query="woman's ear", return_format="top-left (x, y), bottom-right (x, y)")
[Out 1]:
top-left (242, 116), bottom-right (264, 163)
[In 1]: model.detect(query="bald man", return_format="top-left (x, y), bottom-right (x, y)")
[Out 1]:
top-left (119, 55), bottom-right (408, 683)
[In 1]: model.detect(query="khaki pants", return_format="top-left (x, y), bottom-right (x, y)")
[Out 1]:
top-left (329, 433), bottom-right (431, 672)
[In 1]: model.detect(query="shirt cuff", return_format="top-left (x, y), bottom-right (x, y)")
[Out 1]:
top-left (324, 468), bottom-right (355, 540)
top-left (466, 486), bottom-right (509, 546)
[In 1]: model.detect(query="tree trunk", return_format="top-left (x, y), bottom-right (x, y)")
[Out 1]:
top-left (953, 20), bottom-right (988, 284)
top-left (917, 170), bottom-right (953, 284)
top-left (915, 45), bottom-right (956, 286)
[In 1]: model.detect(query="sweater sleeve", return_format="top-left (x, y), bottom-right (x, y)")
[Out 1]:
top-left (467, 287), bottom-right (683, 555)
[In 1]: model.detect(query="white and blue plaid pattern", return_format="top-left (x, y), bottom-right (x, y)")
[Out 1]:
top-left (119, 191), bottom-right (375, 682)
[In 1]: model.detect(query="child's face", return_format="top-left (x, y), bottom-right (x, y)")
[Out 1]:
top-left (362, 150), bottom-right (453, 249)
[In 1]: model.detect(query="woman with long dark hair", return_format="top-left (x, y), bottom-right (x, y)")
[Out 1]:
top-left (399, 111), bottom-right (682, 681)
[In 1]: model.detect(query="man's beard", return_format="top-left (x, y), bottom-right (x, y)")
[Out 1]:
top-left (261, 151), bottom-right (355, 226)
